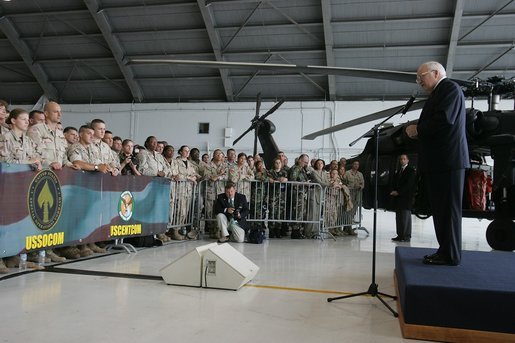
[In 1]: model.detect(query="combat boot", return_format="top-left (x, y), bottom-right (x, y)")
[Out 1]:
top-left (57, 246), bottom-right (80, 259)
top-left (46, 249), bottom-right (66, 262)
top-left (170, 228), bottom-right (186, 241)
top-left (4, 256), bottom-right (20, 268)
top-left (0, 258), bottom-right (9, 274)
top-left (26, 261), bottom-right (44, 270)
top-left (157, 233), bottom-right (169, 243)
top-left (88, 242), bottom-right (107, 253)
top-left (186, 229), bottom-right (199, 240)
top-left (27, 251), bottom-right (40, 263)
top-left (78, 245), bottom-right (93, 257)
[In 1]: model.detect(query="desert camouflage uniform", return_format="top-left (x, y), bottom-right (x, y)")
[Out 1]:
top-left (67, 142), bottom-right (95, 164)
top-left (324, 178), bottom-right (353, 230)
top-left (0, 130), bottom-right (41, 164)
top-left (228, 163), bottom-right (254, 200)
top-left (202, 161), bottom-right (228, 235)
top-left (303, 169), bottom-right (327, 238)
top-left (343, 169), bottom-right (364, 233)
top-left (90, 140), bottom-right (120, 169)
top-left (162, 158), bottom-right (179, 225)
top-left (0, 124), bottom-right (9, 135)
top-left (344, 169), bottom-right (364, 208)
top-left (27, 123), bottom-right (69, 167)
top-left (174, 158), bottom-right (199, 229)
top-left (137, 150), bottom-right (167, 176)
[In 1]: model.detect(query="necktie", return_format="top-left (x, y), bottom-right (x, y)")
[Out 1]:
top-left (229, 198), bottom-right (234, 207)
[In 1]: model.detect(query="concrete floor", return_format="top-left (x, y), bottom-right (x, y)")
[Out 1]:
top-left (0, 210), bottom-right (492, 343)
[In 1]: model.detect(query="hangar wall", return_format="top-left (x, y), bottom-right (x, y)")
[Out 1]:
top-left (54, 99), bottom-right (510, 162)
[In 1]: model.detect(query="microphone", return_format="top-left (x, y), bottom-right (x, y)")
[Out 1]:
top-left (401, 91), bottom-right (418, 116)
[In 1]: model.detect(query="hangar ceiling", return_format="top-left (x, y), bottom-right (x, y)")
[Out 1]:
top-left (0, 0), bottom-right (514, 104)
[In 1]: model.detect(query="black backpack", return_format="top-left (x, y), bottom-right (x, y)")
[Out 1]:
top-left (248, 228), bottom-right (265, 244)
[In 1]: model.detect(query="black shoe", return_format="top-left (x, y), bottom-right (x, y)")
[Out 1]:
top-left (392, 236), bottom-right (409, 242)
top-left (423, 252), bottom-right (439, 260)
top-left (423, 254), bottom-right (458, 266)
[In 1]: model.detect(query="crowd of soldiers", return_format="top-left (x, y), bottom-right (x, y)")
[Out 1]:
top-left (0, 99), bottom-right (364, 273)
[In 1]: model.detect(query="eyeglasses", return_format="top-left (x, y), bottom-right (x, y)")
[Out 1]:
top-left (416, 70), bottom-right (434, 82)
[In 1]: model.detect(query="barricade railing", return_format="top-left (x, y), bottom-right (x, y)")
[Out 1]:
top-left (321, 187), bottom-right (368, 239)
top-left (168, 180), bottom-right (197, 231)
top-left (195, 179), bottom-right (325, 237)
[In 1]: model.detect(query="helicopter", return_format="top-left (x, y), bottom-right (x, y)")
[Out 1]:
top-left (128, 58), bottom-right (515, 251)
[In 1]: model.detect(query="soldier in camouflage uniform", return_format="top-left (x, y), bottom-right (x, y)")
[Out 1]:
top-left (228, 152), bottom-right (254, 201)
top-left (137, 136), bottom-right (167, 177)
top-left (287, 154), bottom-right (315, 238)
top-left (0, 112), bottom-right (46, 273)
top-left (28, 101), bottom-right (78, 261)
top-left (0, 100), bottom-right (10, 135)
top-left (90, 119), bottom-right (121, 176)
top-left (0, 109), bottom-right (42, 168)
top-left (343, 160), bottom-right (364, 235)
top-left (325, 169), bottom-right (353, 236)
top-left (202, 149), bottom-right (228, 238)
top-left (27, 101), bottom-right (71, 170)
top-left (170, 145), bottom-right (200, 240)
top-left (250, 159), bottom-right (268, 225)
top-left (267, 158), bottom-right (288, 238)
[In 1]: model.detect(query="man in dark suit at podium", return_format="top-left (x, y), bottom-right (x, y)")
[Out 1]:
top-left (214, 181), bottom-right (249, 243)
top-left (406, 61), bottom-right (470, 266)
top-left (390, 154), bottom-right (416, 242)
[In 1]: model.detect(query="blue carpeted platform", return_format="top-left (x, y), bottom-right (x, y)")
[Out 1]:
top-left (395, 247), bottom-right (515, 334)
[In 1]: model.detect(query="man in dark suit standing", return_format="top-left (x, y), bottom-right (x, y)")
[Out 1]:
top-left (406, 61), bottom-right (470, 266)
top-left (214, 181), bottom-right (250, 243)
top-left (390, 154), bottom-right (417, 242)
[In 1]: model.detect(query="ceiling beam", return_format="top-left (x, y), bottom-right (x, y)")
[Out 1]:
top-left (0, 17), bottom-right (58, 100)
top-left (321, 0), bottom-right (335, 100)
top-left (446, 0), bottom-right (464, 76)
top-left (459, 0), bottom-right (515, 41)
top-left (197, 0), bottom-right (234, 101)
top-left (83, 0), bottom-right (144, 102)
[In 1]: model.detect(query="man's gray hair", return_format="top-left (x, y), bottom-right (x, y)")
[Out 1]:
top-left (423, 61), bottom-right (446, 77)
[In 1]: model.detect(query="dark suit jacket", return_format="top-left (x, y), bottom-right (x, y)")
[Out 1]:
top-left (417, 78), bottom-right (470, 173)
top-left (214, 192), bottom-right (250, 231)
top-left (391, 165), bottom-right (416, 210)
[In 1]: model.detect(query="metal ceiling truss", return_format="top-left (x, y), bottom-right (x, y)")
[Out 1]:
top-left (84, 0), bottom-right (144, 102)
top-left (321, 0), bottom-right (336, 100)
top-left (0, 16), bottom-right (59, 99)
top-left (197, 0), bottom-right (234, 101)
top-left (446, 0), bottom-right (464, 76)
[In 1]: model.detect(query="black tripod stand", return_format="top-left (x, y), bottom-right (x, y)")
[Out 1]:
top-left (327, 94), bottom-right (417, 317)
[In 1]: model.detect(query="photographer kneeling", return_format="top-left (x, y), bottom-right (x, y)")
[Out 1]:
top-left (214, 182), bottom-right (249, 243)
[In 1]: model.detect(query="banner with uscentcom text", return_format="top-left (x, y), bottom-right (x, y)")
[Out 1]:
top-left (0, 163), bottom-right (170, 258)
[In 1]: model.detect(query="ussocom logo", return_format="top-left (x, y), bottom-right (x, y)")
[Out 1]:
top-left (27, 169), bottom-right (63, 231)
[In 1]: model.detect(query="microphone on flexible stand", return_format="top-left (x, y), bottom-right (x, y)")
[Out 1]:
top-left (401, 90), bottom-right (418, 117)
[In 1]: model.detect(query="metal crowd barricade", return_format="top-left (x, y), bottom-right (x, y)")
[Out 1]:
top-left (168, 180), bottom-right (197, 232)
top-left (321, 187), bottom-right (369, 239)
top-left (195, 179), bottom-right (325, 238)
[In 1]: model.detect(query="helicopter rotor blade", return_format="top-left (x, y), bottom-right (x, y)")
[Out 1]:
top-left (130, 58), bottom-right (416, 84)
top-left (260, 98), bottom-right (285, 121)
top-left (253, 124), bottom-right (259, 157)
top-left (233, 125), bottom-right (255, 145)
top-left (255, 92), bottom-right (262, 119)
top-left (129, 58), bottom-right (474, 88)
top-left (302, 100), bottom-right (426, 140)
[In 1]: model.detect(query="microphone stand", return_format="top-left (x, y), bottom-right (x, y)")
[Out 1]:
top-left (327, 98), bottom-right (416, 317)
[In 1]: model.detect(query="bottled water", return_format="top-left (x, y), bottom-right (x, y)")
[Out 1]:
top-left (38, 250), bottom-right (46, 266)
top-left (19, 253), bottom-right (27, 270)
